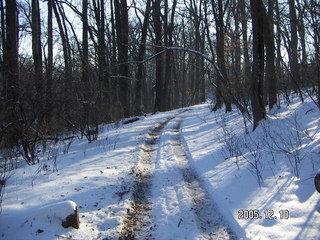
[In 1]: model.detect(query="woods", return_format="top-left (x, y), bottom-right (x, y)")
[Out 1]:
top-left (0, 0), bottom-right (319, 162)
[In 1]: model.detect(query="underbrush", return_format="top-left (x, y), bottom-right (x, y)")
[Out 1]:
top-left (217, 96), bottom-right (319, 187)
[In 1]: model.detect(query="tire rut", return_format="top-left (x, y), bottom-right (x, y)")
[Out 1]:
top-left (170, 119), bottom-right (237, 240)
top-left (119, 113), bottom-right (181, 240)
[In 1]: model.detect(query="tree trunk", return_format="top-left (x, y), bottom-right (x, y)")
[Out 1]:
top-left (134, 0), bottom-right (152, 115)
top-left (153, 0), bottom-right (164, 112)
top-left (3, 0), bottom-right (21, 148)
top-left (231, 0), bottom-right (241, 78)
top-left (250, 0), bottom-right (266, 130)
top-left (275, 0), bottom-right (283, 94)
top-left (114, 0), bottom-right (130, 117)
top-left (211, 0), bottom-right (231, 111)
top-left (53, 1), bottom-right (72, 118)
top-left (200, 27), bottom-right (206, 103)
top-left (46, 0), bottom-right (53, 124)
top-left (98, 0), bottom-right (109, 121)
top-left (288, 0), bottom-right (303, 101)
top-left (110, 0), bottom-right (118, 120)
top-left (31, 0), bottom-right (44, 117)
top-left (92, 0), bottom-right (109, 121)
top-left (82, 0), bottom-right (89, 94)
top-left (1, 0), bottom-right (5, 109)
top-left (193, 0), bottom-right (201, 104)
top-left (81, 0), bottom-right (94, 136)
top-left (239, 0), bottom-right (251, 99)
top-left (265, 0), bottom-right (277, 110)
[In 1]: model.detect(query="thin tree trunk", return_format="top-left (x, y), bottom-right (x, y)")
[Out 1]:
top-left (265, 0), bottom-right (277, 110)
top-left (134, 0), bottom-right (152, 115)
top-left (153, 0), bottom-right (163, 112)
top-left (110, 0), bottom-right (118, 120)
top-left (164, 0), bottom-right (177, 109)
top-left (194, 0), bottom-right (201, 104)
top-left (0, 0), bottom-right (5, 108)
top-left (82, 0), bottom-right (89, 97)
top-left (31, 0), bottom-right (44, 117)
top-left (200, 26), bottom-right (206, 102)
top-left (239, 0), bottom-right (250, 99)
top-left (275, 0), bottom-right (283, 93)
top-left (46, 0), bottom-right (53, 123)
top-left (98, 0), bottom-right (109, 120)
top-left (231, 0), bottom-right (241, 78)
top-left (288, 0), bottom-right (304, 101)
top-left (53, 1), bottom-right (72, 118)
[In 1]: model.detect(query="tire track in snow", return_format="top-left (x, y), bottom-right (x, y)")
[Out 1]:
top-left (170, 118), bottom-right (236, 240)
top-left (119, 112), bottom-right (185, 240)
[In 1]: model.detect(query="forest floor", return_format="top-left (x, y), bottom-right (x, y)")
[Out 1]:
top-left (0, 94), bottom-right (320, 240)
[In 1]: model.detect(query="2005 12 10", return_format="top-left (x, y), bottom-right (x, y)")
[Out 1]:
top-left (238, 209), bottom-right (290, 220)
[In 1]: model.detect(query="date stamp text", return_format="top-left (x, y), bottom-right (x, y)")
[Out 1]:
top-left (238, 209), bottom-right (290, 220)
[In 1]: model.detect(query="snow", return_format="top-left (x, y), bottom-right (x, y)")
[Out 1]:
top-left (0, 95), bottom-right (320, 240)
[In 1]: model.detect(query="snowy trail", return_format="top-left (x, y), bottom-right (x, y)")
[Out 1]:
top-left (152, 113), bottom-right (236, 240)
top-left (2, 99), bottom-right (319, 240)
top-left (119, 113), bottom-right (181, 239)
top-left (170, 118), bottom-right (235, 239)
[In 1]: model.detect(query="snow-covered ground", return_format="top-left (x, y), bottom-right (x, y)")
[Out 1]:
top-left (0, 95), bottom-right (319, 240)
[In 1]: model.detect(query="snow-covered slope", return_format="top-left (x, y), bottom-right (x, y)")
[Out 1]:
top-left (0, 96), bottom-right (319, 240)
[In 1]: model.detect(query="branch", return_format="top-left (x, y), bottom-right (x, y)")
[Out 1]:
top-left (125, 49), bottom-right (167, 65)
top-left (124, 45), bottom-right (225, 82)
top-left (124, 45), bottom-right (250, 117)
top-left (56, 0), bottom-right (82, 17)
top-left (160, 46), bottom-right (225, 80)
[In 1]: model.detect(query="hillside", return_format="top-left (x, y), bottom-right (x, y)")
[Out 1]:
top-left (0, 95), bottom-right (319, 240)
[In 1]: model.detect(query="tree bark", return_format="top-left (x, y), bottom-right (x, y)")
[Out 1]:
top-left (239, 0), bottom-right (251, 96)
top-left (0, 0), bottom-right (5, 109)
top-left (3, 0), bottom-right (22, 148)
top-left (211, 0), bottom-right (232, 111)
top-left (164, 0), bottom-right (177, 109)
top-left (265, 0), bottom-right (277, 110)
top-left (153, 0), bottom-right (164, 112)
top-left (250, 0), bottom-right (266, 130)
top-left (31, 0), bottom-right (44, 117)
top-left (288, 0), bottom-right (303, 101)
top-left (82, 0), bottom-right (89, 94)
top-left (114, 0), bottom-right (130, 117)
top-left (97, 0), bottom-right (109, 120)
top-left (46, 0), bottom-right (53, 123)
top-left (275, 0), bottom-right (283, 93)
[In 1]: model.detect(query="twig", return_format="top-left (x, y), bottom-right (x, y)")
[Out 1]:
top-left (178, 218), bottom-right (183, 228)
top-left (54, 235), bottom-right (81, 240)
